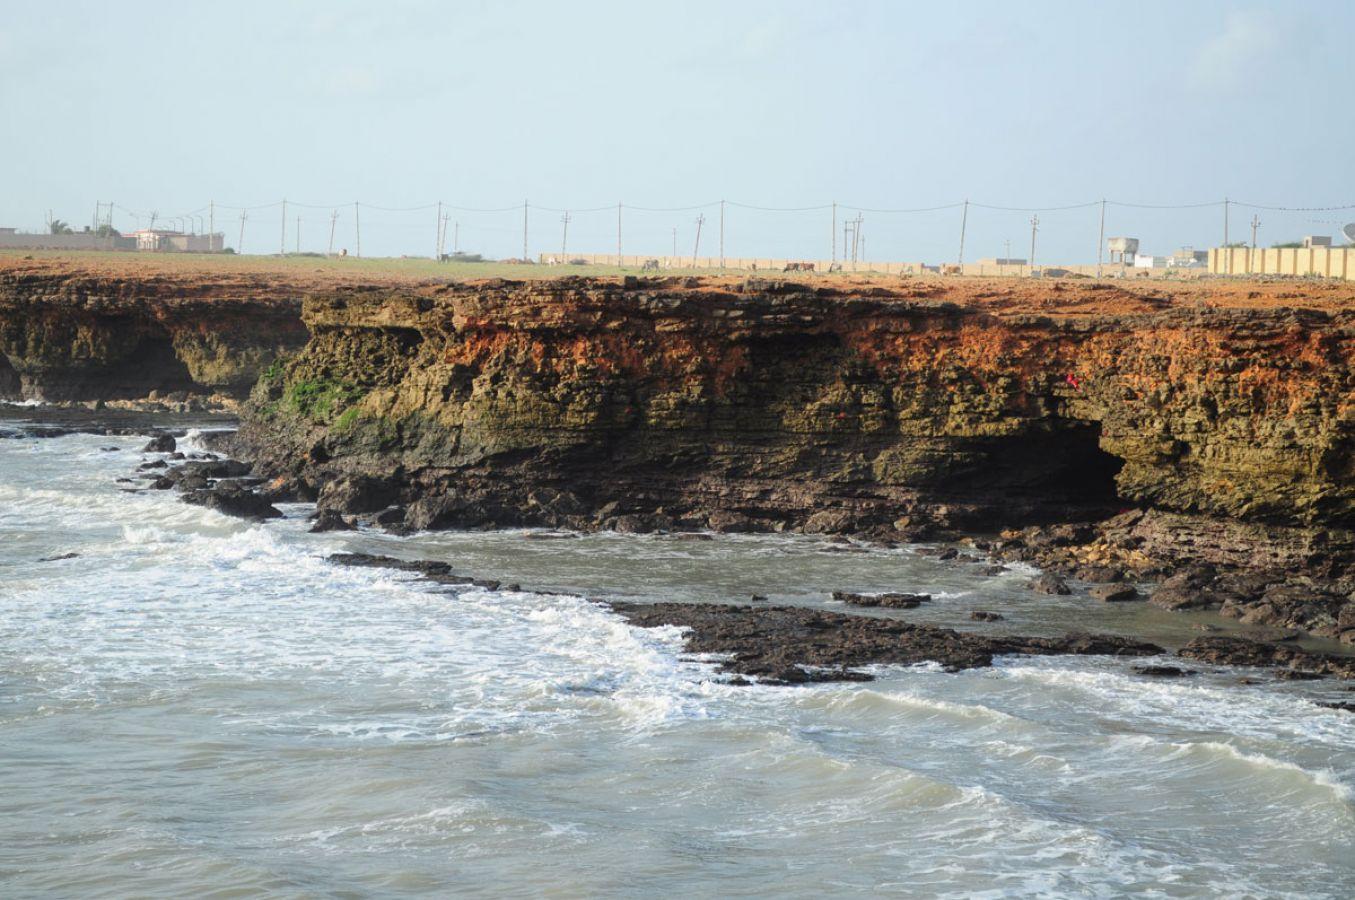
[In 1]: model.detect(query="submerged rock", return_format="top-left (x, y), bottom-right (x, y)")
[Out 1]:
top-left (1090, 584), bottom-right (1141, 603)
top-left (1028, 574), bottom-right (1071, 595)
top-left (37, 552), bottom-right (79, 562)
top-left (181, 482), bottom-right (282, 521)
top-left (327, 552), bottom-right (453, 576)
top-left (1133, 665), bottom-right (1197, 677)
top-left (832, 590), bottom-right (931, 609)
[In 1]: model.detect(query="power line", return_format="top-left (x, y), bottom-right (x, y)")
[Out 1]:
top-left (1231, 201), bottom-right (1355, 211)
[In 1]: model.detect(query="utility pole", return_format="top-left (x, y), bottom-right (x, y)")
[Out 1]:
top-left (238, 210), bottom-right (247, 254)
top-left (957, 199), bottom-right (969, 267)
top-left (354, 202), bottom-right (361, 258)
top-left (1250, 213), bottom-right (1261, 249)
top-left (1003, 239), bottom-right (1011, 275)
top-left (209, 200), bottom-right (214, 245)
top-left (1029, 215), bottom-right (1039, 273)
top-left (522, 199), bottom-right (529, 261)
top-left (453, 221), bottom-right (459, 253)
top-left (616, 203), bottom-right (622, 265)
top-left (692, 213), bottom-right (705, 267)
top-left (436, 201), bottom-right (442, 259)
top-left (1096, 198), bottom-right (1106, 277)
top-left (831, 201), bottom-right (837, 264)
top-left (1223, 197), bottom-right (1230, 275)
top-left (296, 216), bottom-right (301, 254)
top-left (328, 210), bottom-right (338, 256)
top-left (280, 199), bottom-right (287, 255)
top-left (719, 199), bottom-right (725, 268)
top-left (438, 213), bottom-right (449, 258)
top-left (560, 211), bottom-right (570, 258)
top-left (672, 226), bottom-right (677, 259)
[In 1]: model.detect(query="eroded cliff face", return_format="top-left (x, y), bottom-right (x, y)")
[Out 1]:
top-left (238, 277), bottom-right (1354, 571)
top-left (0, 266), bottom-right (308, 401)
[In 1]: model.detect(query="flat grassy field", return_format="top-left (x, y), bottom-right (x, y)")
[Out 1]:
top-left (0, 249), bottom-right (694, 283)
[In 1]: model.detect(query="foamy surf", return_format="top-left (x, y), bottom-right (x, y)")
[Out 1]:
top-left (2, 428), bottom-right (1354, 898)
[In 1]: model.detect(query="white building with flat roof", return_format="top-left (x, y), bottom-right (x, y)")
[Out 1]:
top-left (131, 230), bottom-right (223, 252)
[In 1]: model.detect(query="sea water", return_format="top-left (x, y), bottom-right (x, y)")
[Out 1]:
top-left (1, 417), bottom-right (1352, 897)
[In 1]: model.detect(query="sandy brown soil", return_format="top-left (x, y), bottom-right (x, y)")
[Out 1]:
top-left (4, 251), bottom-right (1355, 315)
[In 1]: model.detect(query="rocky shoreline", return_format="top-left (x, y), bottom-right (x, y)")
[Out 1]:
top-left (317, 551), bottom-right (1355, 686)
top-left (5, 406), bottom-right (1354, 690)
top-left (4, 261), bottom-right (1353, 652)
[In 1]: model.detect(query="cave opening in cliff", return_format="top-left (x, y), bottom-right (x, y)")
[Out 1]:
top-left (944, 422), bottom-right (1125, 524)
top-left (1042, 422), bottom-right (1125, 510)
top-left (0, 354), bottom-right (18, 399)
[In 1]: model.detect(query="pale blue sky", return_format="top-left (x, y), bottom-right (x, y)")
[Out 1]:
top-left (2, 1), bottom-right (1350, 261)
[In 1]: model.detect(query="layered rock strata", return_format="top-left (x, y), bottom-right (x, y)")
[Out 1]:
top-left (0, 264), bottom-right (307, 401)
top-left (237, 277), bottom-right (1353, 549)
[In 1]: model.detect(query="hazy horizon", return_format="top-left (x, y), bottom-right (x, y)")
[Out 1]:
top-left (3, 0), bottom-right (1351, 263)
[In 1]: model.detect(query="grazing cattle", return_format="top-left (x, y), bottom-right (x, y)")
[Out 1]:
top-left (782, 262), bottom-right (816, 273)
top-left (641, 258), bottom-right (660, 271)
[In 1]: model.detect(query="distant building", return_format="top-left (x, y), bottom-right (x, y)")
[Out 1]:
top-left (1170, 247), bottom-right (1208, 267)
top-left (1134, 253), bottom-right (1168, 268)
top-left (979, 257), bottom-right (1028, 266)
top-left (1304, 235), bottom-right (1332, 248)
top-left (1108, 237), bottom-right (1139, 264)
top-left (130, 230), bottom-right (224, 252)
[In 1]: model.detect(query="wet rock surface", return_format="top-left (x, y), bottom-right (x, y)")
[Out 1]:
top-left (1133, 665), bottom-right (1197, 677)
top-left (315, 552), bottom-right (1163, 685)
top-left (1090, 584), bottom-right (1141, 603)
top-left (607, 601), bottom-right (1164, 685)
top-left (142, 433), bottom-right (176, 453)
top-left (832, 591), bottom-right (932, 609)
top-left (1177, 636), bottom-right (1355, 680)
top-left (1028, 574), bottom-right (1072, 595)
top-left (181, 481), bottom-right (282, 521)
top-left (309, 509), bottom-right (356, 533)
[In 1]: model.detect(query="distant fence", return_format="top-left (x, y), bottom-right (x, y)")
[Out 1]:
top-left (0, 233), bottom-right (134, 251)
top-left (1210, 246), bottom-right (1355, 280)
top-left (540, 253), bottom-right (1213, 279)
top-left (540, 253), bottom-right (929, 274)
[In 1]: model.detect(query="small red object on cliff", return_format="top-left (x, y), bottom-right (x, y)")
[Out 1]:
top-left (1065, 373), bottom-right (1082, 391)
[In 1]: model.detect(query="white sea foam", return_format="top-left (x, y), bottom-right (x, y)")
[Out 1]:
top-left (3, 431), bottom-right (1354, 898)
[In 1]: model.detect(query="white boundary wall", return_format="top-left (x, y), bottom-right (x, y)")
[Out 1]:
top-left (1210, 246), bottom-right (1355, 280)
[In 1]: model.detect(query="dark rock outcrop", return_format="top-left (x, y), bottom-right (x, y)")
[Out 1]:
top-left (1029, 574), bottom-right (1072, 595)
top-left (832, 591), bottom-right (932, 609)
top-left (142, 433), bottom-right (176, 453)
top-left (608, 601), bottom-right (1163, 684)
top-left (1090, 584), bottom-right (1141, 603)
top-left (1177, 636), bottom-right (1355, 680)
top-left (181, 481), bottom-right (282, 521)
